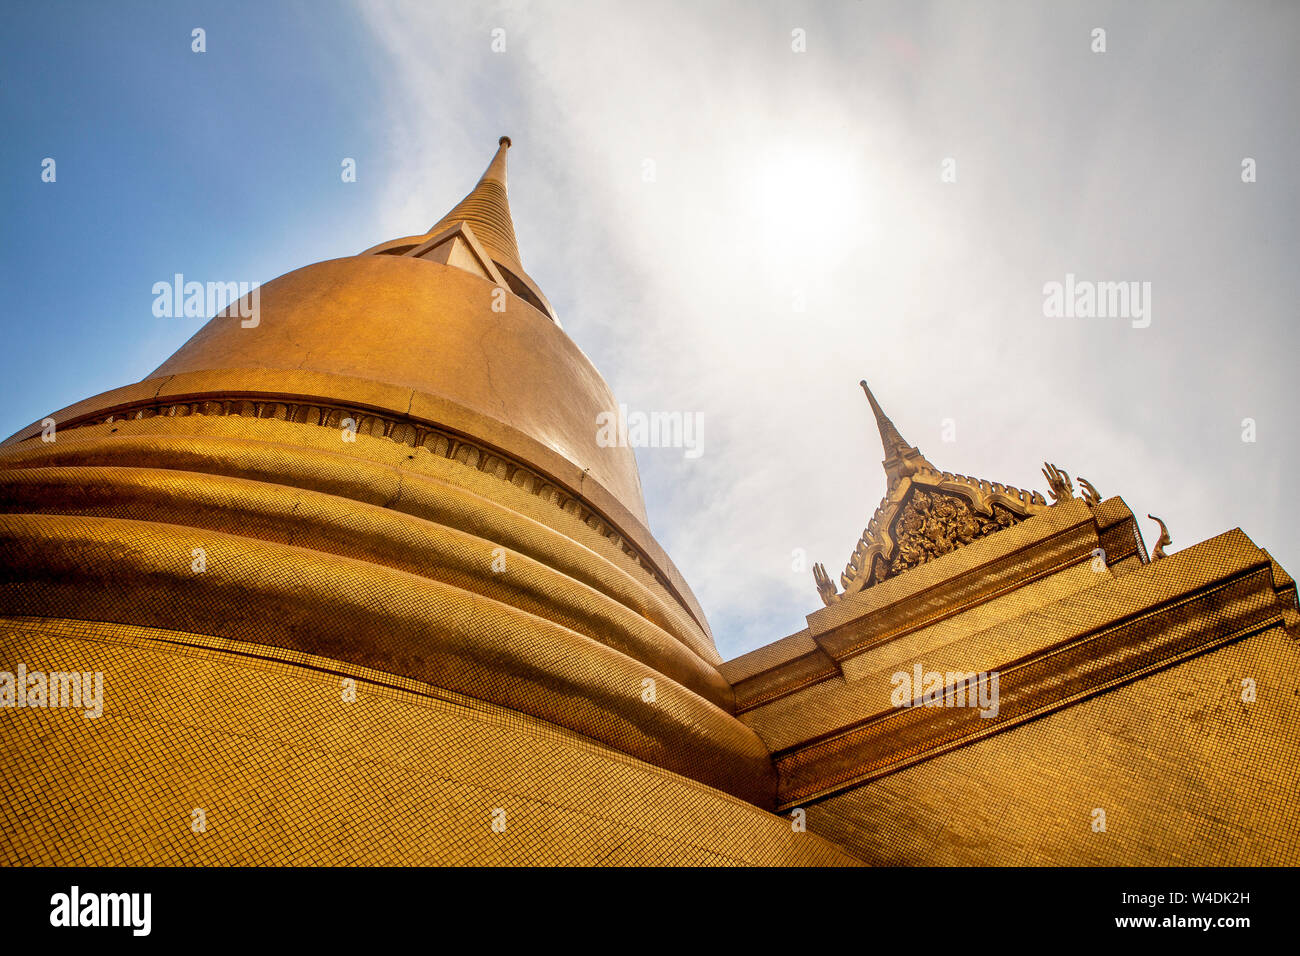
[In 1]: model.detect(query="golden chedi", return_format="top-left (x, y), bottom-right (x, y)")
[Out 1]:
top-left (1, 139), bottom-right (1296, 867)
top-left (0, 138), bottom-right (848, 865)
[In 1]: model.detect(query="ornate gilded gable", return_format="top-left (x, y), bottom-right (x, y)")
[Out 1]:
top-left (889, 488), bottom-right (1020, 579)
top-left (813, 381), bottom-right (1068, 606)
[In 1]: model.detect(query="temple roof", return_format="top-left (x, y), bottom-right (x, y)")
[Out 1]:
top-left (814, 380), bottom-right (1056, 606)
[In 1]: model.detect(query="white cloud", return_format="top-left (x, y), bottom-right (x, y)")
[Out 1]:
top-left (355, 0), bottom-right (1300, 659)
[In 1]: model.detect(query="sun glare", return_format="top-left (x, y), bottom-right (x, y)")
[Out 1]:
top-left (747, 145), bottom-right (873, 262)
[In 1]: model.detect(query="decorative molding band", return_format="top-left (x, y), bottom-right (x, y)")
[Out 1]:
top-left (27, 393), bottom-right (681, 609)
top-left (776, 563), bottom-right (1285, 808)
top-left (732, 647), bottom-right (841, 714)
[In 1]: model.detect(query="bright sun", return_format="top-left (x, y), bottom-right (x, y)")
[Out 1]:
top-left (742, 145), bottom-right (874, 273)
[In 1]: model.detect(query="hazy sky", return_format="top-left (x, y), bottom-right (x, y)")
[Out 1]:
top-left (3, 1), bottom-right (1297, 659)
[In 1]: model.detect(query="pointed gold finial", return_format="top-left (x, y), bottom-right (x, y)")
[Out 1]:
top-left (860, 380), bottom-right (913, 462)
top-left (429, 137), bottom-right (522, 270)
top-left (860, 380), bottom-right (932, 484)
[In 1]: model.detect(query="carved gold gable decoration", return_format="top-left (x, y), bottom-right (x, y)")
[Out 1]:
top-left (813, 381), bottom-right (1094, 607)
top-left (815, 467), bottom-right (1048, 606)
top-left (888, 489), bottom-right (1020, 580)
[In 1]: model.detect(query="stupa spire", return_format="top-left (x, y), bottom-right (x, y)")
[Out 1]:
top-left (859, 379), bottom-right (933, 484)
top-left (361, 135), bottom-right (557, 323)
top-left (429, 135), bottom-right (523, 272)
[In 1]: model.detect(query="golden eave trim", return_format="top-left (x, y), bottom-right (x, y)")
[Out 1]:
top-left (775, 554), bottom-right (1284, 808)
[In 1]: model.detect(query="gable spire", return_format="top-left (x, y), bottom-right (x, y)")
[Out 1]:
top-left (859, 379), bottom-right (933, 484)
top-left (814, 379), bottom-right (1051, 606)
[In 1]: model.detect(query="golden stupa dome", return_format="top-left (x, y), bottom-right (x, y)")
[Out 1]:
top-left (0, 139), bottom-right (777, 806)
top-left (152, 136), bottom-right (648, 527)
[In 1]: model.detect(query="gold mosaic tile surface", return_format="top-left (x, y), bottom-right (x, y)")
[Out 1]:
top-left (805, 624), bottom-right (1300, 865)
top-left (0, 616), bottom-right (858, 866)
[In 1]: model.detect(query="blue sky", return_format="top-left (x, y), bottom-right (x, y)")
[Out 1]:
top-left (4, 1), bottom-right (1298, 659)
top-left (2, 1), bottom-right (388, 398)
